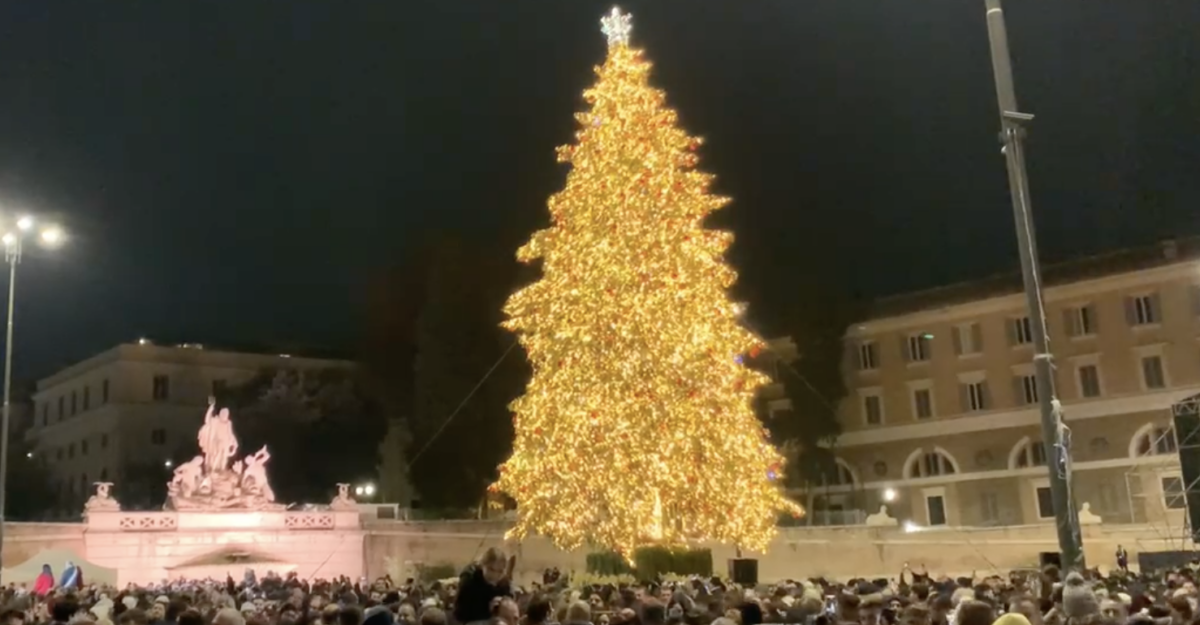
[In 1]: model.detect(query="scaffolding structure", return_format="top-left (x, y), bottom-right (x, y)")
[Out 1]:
top-left (1122, 394), bottom-right (1200, 550)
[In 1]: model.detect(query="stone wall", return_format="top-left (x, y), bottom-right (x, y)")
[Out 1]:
top-left (364, 520), bottom-right (1197, 582)
top-left (1, 523), bottom-right (87, 568)
top-left (3, 519), bottom-right (1194, 583)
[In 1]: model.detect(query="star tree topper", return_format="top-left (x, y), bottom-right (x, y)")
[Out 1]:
top-left (601, 7), bottom-right (632, 46)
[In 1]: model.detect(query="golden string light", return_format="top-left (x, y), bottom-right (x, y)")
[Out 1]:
top-left (493, 7), bottom-right (801, 556)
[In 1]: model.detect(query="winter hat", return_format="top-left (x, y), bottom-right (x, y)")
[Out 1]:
top-left (363, 606), bottom-right (395, 625)
top-left (951, 588), bottom-right (974, 607)
top-left (992, 613), bottom-right (1031, 625)
top-left (241, 602), bottom-right (256, 614)
top-left (122, 597), bottom-right (138, 610)
top-left (1061, 572), bottom-right (1100, 619)
top-left (91, 598), bottom-right (114, 621)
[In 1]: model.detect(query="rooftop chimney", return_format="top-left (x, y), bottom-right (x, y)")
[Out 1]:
top-left (1162, 239), bottom-right (1179, 260)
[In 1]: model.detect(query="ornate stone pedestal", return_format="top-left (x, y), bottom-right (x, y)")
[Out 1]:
top-left (83, 509), bottom-right (364, 586)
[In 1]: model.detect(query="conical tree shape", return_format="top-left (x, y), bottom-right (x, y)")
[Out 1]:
top-left (495, 7), bottom-right (801, 555)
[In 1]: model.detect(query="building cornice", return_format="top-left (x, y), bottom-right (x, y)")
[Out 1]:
top-left (812, 453), bottom-right (1177, 494)
top-left (846, 260), bottom-right (1199, 338)
top-left (36, 343), bottom-right (355, 393)
top-left (835, 385), bottom-right (1200, 448)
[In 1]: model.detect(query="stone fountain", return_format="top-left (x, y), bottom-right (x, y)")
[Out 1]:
top-left (75, 401), bottom-right (365, 585)
top-left (166, 399), bottom-right (284, 510)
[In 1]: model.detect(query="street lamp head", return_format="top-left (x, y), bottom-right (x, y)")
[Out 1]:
top-left (364, 484), bottom-right (376, 496)
top-left (39, 226), bottom-right (63, 247)
top-left (1, 233), bottom-right (13, 247)
top-left (16, 216), bottom-right (33, 231)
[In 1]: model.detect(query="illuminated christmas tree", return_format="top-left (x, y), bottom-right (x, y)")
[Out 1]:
top-left (494, 7), bottom-right (800, 555)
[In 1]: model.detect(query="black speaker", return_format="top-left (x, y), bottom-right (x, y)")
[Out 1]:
top-left (1172, 410), bottom-right (1200, 542)
top-left (1038, 552), bottom-right (1061, 569)
top-left (728, 558), bottom-right (758, 585)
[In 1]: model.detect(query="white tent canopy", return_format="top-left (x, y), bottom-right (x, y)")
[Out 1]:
top-left (1, 549), bottom-right (118, 586)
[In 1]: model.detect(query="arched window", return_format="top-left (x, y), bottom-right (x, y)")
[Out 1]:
top-left (100, 467), bottom-right (109, 481)
top-left (1131, 423), bottom-right (1177, 458)
top-left (817, 459), bottom-right (859, 487)
top-left (1010, 437), bottom-right (1048, 469)
top-left (904, 447), bottom-right (959, 479)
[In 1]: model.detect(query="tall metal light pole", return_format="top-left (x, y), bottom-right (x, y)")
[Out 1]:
top-left (984, 0), bottom-right (1084, 570)
top-left (0, 217), bottom-right (64, 571)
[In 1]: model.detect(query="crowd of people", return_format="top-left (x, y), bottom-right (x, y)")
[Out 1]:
top-left (3, 548), bottom-right (1198, 625)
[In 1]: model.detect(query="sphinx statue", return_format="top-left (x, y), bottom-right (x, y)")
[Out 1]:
top-left (85, 482), bottom-right (121, 513)
top-left (330, 483), bottom-right (357, 511)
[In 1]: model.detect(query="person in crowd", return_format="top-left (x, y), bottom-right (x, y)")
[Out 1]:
top-left (34, 564), bottom-right (55, 597)
top-left (454, 548), bottom-right (513, 625)
top-left (59, 560), bottom-right (83, 589)
top-left (50, 600), bottom-right (80, 625)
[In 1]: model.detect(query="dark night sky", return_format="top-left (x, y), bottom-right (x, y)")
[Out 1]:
top-left (0, 0), bottom-right (1196, 379)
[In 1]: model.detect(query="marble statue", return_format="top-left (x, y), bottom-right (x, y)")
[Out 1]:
top-left (330, 483), bottom-right (357, 511)
top-left (166, 400), bottom-right (283, 511)
top-left (169, 456), bottom-right (205, 498)
top-left (865, 504), bottom-right (899, 527)
top-left (242, 446), bottom-right (274, 503)
top-left (1078, 501), bottom-right (1103, 525)
top-left (199, 398), bottom-right (239, 474)
top-left (85, 482), bottom-right (121, 512)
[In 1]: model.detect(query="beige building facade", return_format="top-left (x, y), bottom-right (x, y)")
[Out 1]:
top-left (28, 342), bottom-right (350, 511)
top-left (806, 240), bottom-right (1200, 534)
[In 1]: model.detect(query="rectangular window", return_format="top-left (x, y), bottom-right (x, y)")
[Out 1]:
top-left (68, 443), bottom-right (75, 459)
top-left (1129, 294), bottom-right (1160, 326)
top-left (81, 440), bottom-right (89, 456)
top-left (1010, 316), bottom-right (1033, 346)
top-left (1163, 477), bottom-right (1187, 510)
top-left (1064, 305), bottom-right (1097, 338)
top-left (150, 429), bottom-right (167, 445)
top-left (1017, 442), bottom-right (1047, 468)
top-left (953, 323), bottom-right (983, 356)
top-left (57, 396), bottom-right (64, 420)
top-left (83, 386), bottom-right (90, 411)
top-left (925, 494), bottom-right (947, 526)
top-left (101, 433), bottom-right (109, 449)
top-left (913, 388), bottom-right (934, 420)
top-left (152, 375), bottom-right (170, 401)
top-left (41, 403), bottom-right (48, 427)
top-left (1097, 482), bottom-right (1118, 513)
top-left (70, 391), bottom-right (77, 416)
top-left (906, 333), bottom-right (932, 362)
top-left (961, 380), bottom-right (989, 412)
top-left (102, 379), bottom-right (110, 403)
top-left (1142, 355), bottom-right (1167, 390)
top-left (1035, 486), bottom-right (1055, 519)
top-left (1014, 374), bottom-right (1039, 406)
top-left (56, 448), bottom-right (63, 461)
top-left (980, 492), bottom-right (1000, 525)
top-left (1078, 364), bottom-right (1102, 398)
top-left (863, 394), bottom-right (883, 426)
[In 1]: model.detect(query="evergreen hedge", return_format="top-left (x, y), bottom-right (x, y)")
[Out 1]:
top-left (586, 547), bottom-right (712, 580)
